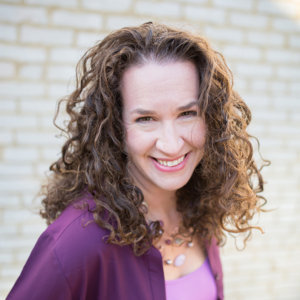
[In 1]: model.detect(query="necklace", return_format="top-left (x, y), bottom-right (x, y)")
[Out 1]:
top-left (155, 226), bottom-right (195, 267)
top-left (141, 201), bottom-right (194, 267)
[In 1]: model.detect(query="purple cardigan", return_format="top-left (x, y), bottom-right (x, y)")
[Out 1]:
top-left (7, 196), bottom-right (223, 300)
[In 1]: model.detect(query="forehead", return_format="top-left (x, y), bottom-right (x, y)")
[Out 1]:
top-left (120, 61), bottom-right (199, 112)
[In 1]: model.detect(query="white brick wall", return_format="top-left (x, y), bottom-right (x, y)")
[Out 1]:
top-left (0, 44), bottom-right (47, 62)
top-left (20, 25), bottom-right (74, 45)
top-left (184, 6), bottom-right (226, 25)
top-left (135, 1), bottom-right (181, 18)
top-left (0, 0), bottom-right (299, 299)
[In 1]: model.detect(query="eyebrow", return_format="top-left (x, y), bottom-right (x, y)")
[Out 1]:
top-left (130, 100), bottom-right (198, 115)
top-left (177, 100), bottom-right (198, 111)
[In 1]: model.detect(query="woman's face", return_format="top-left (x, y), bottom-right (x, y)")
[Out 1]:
top-left (121, 60), bottom-right (206, 193)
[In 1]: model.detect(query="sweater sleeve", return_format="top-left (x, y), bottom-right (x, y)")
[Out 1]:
top-left (6, 232), bottom-right (73, 300)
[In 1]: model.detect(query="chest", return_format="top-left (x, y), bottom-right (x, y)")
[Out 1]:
top-left (159, 238), bottom-right (206, 280)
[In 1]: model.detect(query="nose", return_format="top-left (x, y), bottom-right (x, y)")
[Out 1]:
top-left (155, 121), bottom-right (184, 156)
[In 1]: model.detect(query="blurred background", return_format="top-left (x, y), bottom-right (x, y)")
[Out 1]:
top-left (0, 0), bottom-right (299, 299)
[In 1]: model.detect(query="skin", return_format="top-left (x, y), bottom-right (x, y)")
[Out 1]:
top-left (121, 60), bottom-right (207, 279)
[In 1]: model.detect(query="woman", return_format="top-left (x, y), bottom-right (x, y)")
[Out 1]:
top-left (7, 22), bottom-right (267, 300)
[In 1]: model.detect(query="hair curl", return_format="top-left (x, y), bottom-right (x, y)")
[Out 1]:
top-left (40, 22), bottom-right (268, 255)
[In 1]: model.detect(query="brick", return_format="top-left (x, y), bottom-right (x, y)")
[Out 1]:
top-left (0, 234), bottom-right (37, 248)
top-left (235, 63), bottom-right (273, 78)
top-left (184, 6), bottom-right (226, 25)
top-left (36, 162), bottom-right (53, 176)
top-left (47, 65), bottom-right (76, 81)
top-left (233, 77), bottom-right (247, 90)
top-left (204, 27), bottom-right (244, 43)
top-left (16, 132), bottom-right (62, 146)
top-left (51, 10), bottom-right (103, 29)
top-left (76, 32), bottom-right (105, 47)
top-left (272, 97), bottom-right (300, 110)
top-left (0, 131), bottom-right (13, 144)
top-left (135, 1), bottom-right (180, 18)
top-left (0, 62), bottom-right (16, 78)
top-left (213, 0), bottom-right (254, 11)
top-left (0, 81), bottom-right (45, 96)
top-left (48, 83), bottom-right (75, 97)
top-left (223, 45), bottom-right (262, 60)
top-left (50, 47), bottom-right (84, 64)
top-left (21, 223), bottom-right (45, 235)
top-left (290, 82), bottom-right (300, 95)
top-left (230, 12), bottom-right (269, 29)
top-left (277, 66), bottom-right (300, 79)
top-left (0, 163), bottom-right (33, 177)
top-left (38, 115), bottom-right (58, 129)
top-left (21, 25), bottom-right (73, 46)
top-left (3, 147), bottom-right (39, 162)
top-left (41, 147), bottom-right (61, 160)
top-left (0, 253), bottom-right (13, 264)
top-left (272, 18), bottom-right (300, 32)
top-left (0, 44), bottom-right (46, 62)
top-left (0, 266), bottom-right (23, 278)
top-left (0, 4), bottom-right (47, 24)
top-left (0, 98), bottom-right (17, 111)
top-left (252, 111), bottom-right (287, 122)
top-left (266, 123), bottom-right (300, 136)
top-left (0, 24), bottom-right (17, 42)
top-left (247, 31), bottom-right (285, 47)
top-left (245, 94), bottom-right (271, 108)
top-left (257, 0), bottom-right (299, 18)
top-left (82, 0), bottom-right (132, 12)
top-left (25, 0), bottom-right (77, 7)
top-left (0, 195), bottom-right (20, 208)
top-left (266, 49), bottom-right (300, 64)
top-left (106, 16), bottom-right (146, 31)
top-left (289, 35), bottom-right (300, 48)
top-left (0, 179), bottom-right (40, 193)
top-left (20, 98), bottom-right (55, 113)
top-left (41, 120), bottom-right (65, 134)
top-left (249, 80), bottom-right (268, 92)
top-left (291, 111), bottom-right (300, 123)
top-left (269, 81), bottom-right (288, 93)
top-left (19, 65), bottom-right (43, 80)
top-left (0, 115), bottom-right (38, 128)
top-left (176, 0), bottom-right (207, 3)
top-left (0, 0), bottom-right (21, 2)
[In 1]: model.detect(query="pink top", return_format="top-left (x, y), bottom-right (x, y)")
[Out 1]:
top-left (165, 258), bottom-right (217, 300)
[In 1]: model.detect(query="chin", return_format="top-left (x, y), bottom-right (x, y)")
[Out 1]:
top-left (155, 178), bottom-right (191, 192)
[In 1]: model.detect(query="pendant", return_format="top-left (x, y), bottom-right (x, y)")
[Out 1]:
top-left (174, 254), bottom-right (186, 267)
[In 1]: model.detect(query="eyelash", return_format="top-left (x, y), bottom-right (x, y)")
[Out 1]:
top-left (135, 111), bottom-right (197, 123)
top-left (136, 116), bottom-right (154, 122)
top-left (180, 110), bottom-right (197, 117)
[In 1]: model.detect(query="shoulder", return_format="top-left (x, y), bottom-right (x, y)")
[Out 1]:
top-left (205, 237), bottom-right (224, 300)
top-left (41, 194), bottom-right (112, 266)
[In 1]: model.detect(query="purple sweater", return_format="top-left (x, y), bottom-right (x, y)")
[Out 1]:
top-left (7, 196), bottom-right (223, 300)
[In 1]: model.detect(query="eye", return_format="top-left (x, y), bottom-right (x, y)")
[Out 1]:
top-left (180, 110), bottom-right (198, 117)
top-left (135, 116), bottom-right (154, 123)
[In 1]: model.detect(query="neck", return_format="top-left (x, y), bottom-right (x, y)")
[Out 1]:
top-left (141, 187), bottom-right (182, 230)
top-left (127, 164), bottom-right (181, 227)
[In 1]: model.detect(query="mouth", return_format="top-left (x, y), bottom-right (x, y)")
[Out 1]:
top-left (154, 154), bottom-right (187, 167)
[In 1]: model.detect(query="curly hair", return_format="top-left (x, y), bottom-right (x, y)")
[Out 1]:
top-left (40, 22), bottom-right (267, 255)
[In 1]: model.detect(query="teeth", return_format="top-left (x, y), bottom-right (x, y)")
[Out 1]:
top-left (157, 155), bottom-right (185, 167)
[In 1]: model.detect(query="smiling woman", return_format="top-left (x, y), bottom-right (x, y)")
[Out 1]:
top-left (122, 61), bottom-right (206, 193)
top-left (7, 22), bottom-right (267, 300)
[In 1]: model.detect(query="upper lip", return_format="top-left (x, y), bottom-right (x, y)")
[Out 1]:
top-left (152, 153), bottom-right (188, 161)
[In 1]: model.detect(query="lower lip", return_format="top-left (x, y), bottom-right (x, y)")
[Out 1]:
top-left (152, 153), bottom-right (190, 172)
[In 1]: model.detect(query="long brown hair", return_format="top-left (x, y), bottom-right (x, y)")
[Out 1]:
top-left (40, 22), bottom-right (268, 255)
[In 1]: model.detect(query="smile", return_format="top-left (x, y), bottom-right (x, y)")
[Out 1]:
top-left (156, 155), bottom-right (186, 167)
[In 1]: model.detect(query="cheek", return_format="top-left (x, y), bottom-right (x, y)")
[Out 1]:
top-left (125, 127), bottom-right (154, 156)
top-left (187, 120), bottom-right (206, 148)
